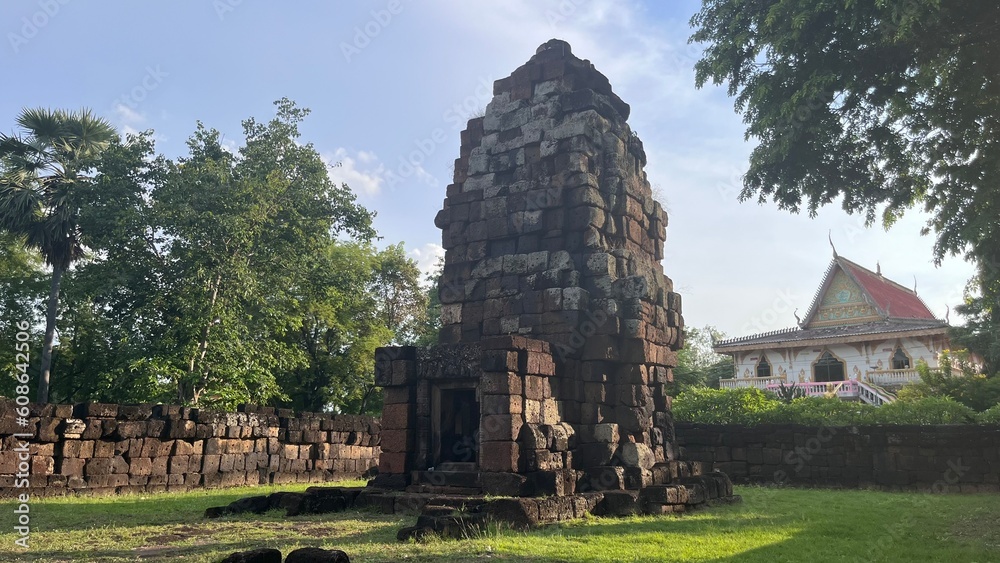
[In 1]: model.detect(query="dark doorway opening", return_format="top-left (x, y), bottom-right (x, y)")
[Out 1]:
top-left (435, 387), bottom-right (479, 467)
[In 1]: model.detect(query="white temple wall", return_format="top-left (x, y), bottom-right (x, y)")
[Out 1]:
top-left (731, 334), bottom-right (950, 383)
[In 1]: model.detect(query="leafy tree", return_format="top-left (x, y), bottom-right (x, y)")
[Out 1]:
top-left (691, 1), bottom-right (1000, 373)
top-left (0, 108), bottom-right (116, 402)
top-left (0, 233), bottom-right (46, 398)
top-left (950, 281), bottom-right (1000, 378)
top-left (50, 132), bottom-right (174, 403)
top-left (277, 242), bottom-right (427, 414)
top-left (1, 100), bottom-right (427, 413)
top-left (279, 242), bottom-right (390, 413)
top-left (670, 325), bottom-right (732, 394)
top-left (895, 354), bottom-right (1000, 411)
top-left (370, 243), bottom-right (428, 345)
top-left (59, 100), bottom-right (377, 410)
top-left (412, 257), bottom-right (444, 348)
top-left (152, 100), bottom-right (375, 408)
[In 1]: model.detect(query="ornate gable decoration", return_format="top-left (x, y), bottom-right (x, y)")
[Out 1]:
top-left (801, 256), bottom-right (938, 329)
top-left (808, 268), bottom-right (881, 328)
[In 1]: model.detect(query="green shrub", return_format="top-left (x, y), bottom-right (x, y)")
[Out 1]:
top-left (902, 354), bottom-right (1000, 411)
top-left (872, 396), bottom-right (977, 424)
top-left (894, 382), bottom-right (930, 402)
top-left (773, 381), bottom-right (807, 404)
top-left (672, 387), bottom-right (779, 425)
top-left (672, 388), bottom-right (980, 426)
top-left (976, 404), bottom-right (1000, 424)
top-left (774, 397), bottom-right (877, 426)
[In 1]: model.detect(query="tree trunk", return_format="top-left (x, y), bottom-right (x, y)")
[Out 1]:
top-left (37, 265), bottom-right (63, 403)
top-left (185, 273), bottom-right (222, 405)
top-left (358, 384), bottom-right (375, 415)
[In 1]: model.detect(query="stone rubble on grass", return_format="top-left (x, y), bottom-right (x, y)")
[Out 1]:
top-left (219, 548), bottom-right (282, 563)
top-left (219, 547), bottom-right (349, 563)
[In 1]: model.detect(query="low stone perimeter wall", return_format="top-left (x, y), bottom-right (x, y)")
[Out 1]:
top-left (0, 401), bottom-right (380, 497)
top-left (675, 422), bottom-right (1000, 493)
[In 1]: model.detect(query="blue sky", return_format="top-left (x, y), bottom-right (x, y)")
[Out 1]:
top-left (0, 0), bottom-right (975, 337)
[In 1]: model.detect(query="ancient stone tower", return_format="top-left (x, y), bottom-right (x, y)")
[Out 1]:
top-left (373, 40), bottom-right (714, 501)
top-left (434, 39), bottom-right (682, 361)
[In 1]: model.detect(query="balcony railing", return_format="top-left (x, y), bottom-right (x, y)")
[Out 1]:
top-left (719, 376), bottom-right (785, 390)
top-left (770, 380), bottom-right (854, 399)
top-left (864, 369), bottom-right (922, 386)
top-left (718, 378), bottom-right (895, 405)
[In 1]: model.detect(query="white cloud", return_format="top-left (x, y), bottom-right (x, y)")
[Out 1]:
top-left (113, 102), bottom-right (149, 140)
top-left (112, 102), bottom-right (169, 144)
top-left (409, 242), bottom-right (445, 282)
top-left (220, 137), bottom-right (240, 155)
top-left (114, 102), bottom-right (146, 127)
top-left (324, 147), bottom-right (441, 198)
top-left (324, 147), bottom-right (388, 197)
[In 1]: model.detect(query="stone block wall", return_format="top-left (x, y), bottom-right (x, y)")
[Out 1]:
top-left (676, 422), bottom-right (1000, 492)
top-left (375, 334), bottom-right (687, 495)
top-left (434, 39), bottom-right (683, 365)
top-left (0, 401), bottom-right (380, 497)
top-left (376, 337), bottom-right (563, 485)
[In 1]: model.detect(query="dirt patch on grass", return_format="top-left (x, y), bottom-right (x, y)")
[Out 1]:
top-left (136, 520), bottom-right (348, 555)
top-left (144, 525), bottom-right (208, 545)
top-left (948, 507), bottom-right (1000, 550)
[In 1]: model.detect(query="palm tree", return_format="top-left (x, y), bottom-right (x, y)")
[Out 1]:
top-left (0, 108), bottom-right (116, 403)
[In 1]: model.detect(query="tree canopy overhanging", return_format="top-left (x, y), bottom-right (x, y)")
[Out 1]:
top-left (690, 0), bottom-right (1000, 375)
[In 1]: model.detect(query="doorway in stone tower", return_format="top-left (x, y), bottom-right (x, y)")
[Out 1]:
top-left (431, 383), bottom-right (480, 468)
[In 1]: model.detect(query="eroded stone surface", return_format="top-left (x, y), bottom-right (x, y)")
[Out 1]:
top-left (373, 40), bottom-right (687, 495)
top-left (435, 38), bottom-right (682, 360)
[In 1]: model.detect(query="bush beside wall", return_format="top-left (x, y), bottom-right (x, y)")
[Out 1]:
top-left (673, 388), bottom-right (985, 426)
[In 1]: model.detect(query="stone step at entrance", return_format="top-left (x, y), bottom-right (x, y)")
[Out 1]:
top-left (407, 470), bottom-right (483, 494)
top-left (435, 462), bottom-right (476, 472)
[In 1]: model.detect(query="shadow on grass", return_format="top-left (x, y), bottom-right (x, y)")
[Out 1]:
top-left (499, 487), bottom-right (1000, 563)
top-left (15, 511), bottom-right (407, 563)
top-left (32, 486), bottom-right (321, 532)
top-left (12, 486), bottom-right (1000, 563)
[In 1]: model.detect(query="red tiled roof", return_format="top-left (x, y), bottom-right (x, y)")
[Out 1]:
top-left (715, 254), bottom-right (946, 352)
top-left (838, 258), bottom-right (937, 320)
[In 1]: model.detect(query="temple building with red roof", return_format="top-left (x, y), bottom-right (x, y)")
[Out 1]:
top-left (712, 253), bottom-right (952, 405)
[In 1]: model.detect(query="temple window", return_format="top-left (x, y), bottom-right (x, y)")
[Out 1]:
top-left (892, 347), bottom-right (911, 370)
top-left (756, 355), bottom-right (772, 378)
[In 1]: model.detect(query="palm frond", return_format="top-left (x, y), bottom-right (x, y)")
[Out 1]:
top-left (16, 107), bottom-right (64, 147)
top-left (2, 106), bottom-right (116, 268)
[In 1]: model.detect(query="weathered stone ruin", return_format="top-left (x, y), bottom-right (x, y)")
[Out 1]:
top-left (200, 40), bottom-right (738, 537)
top-left (0, 401), bottom-right (379, 497)
top-left (371, 39), bottom-right (737, 525)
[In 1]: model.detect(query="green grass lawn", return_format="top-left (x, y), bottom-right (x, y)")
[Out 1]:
top-left (1, 483), bottom-right (998, 562)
